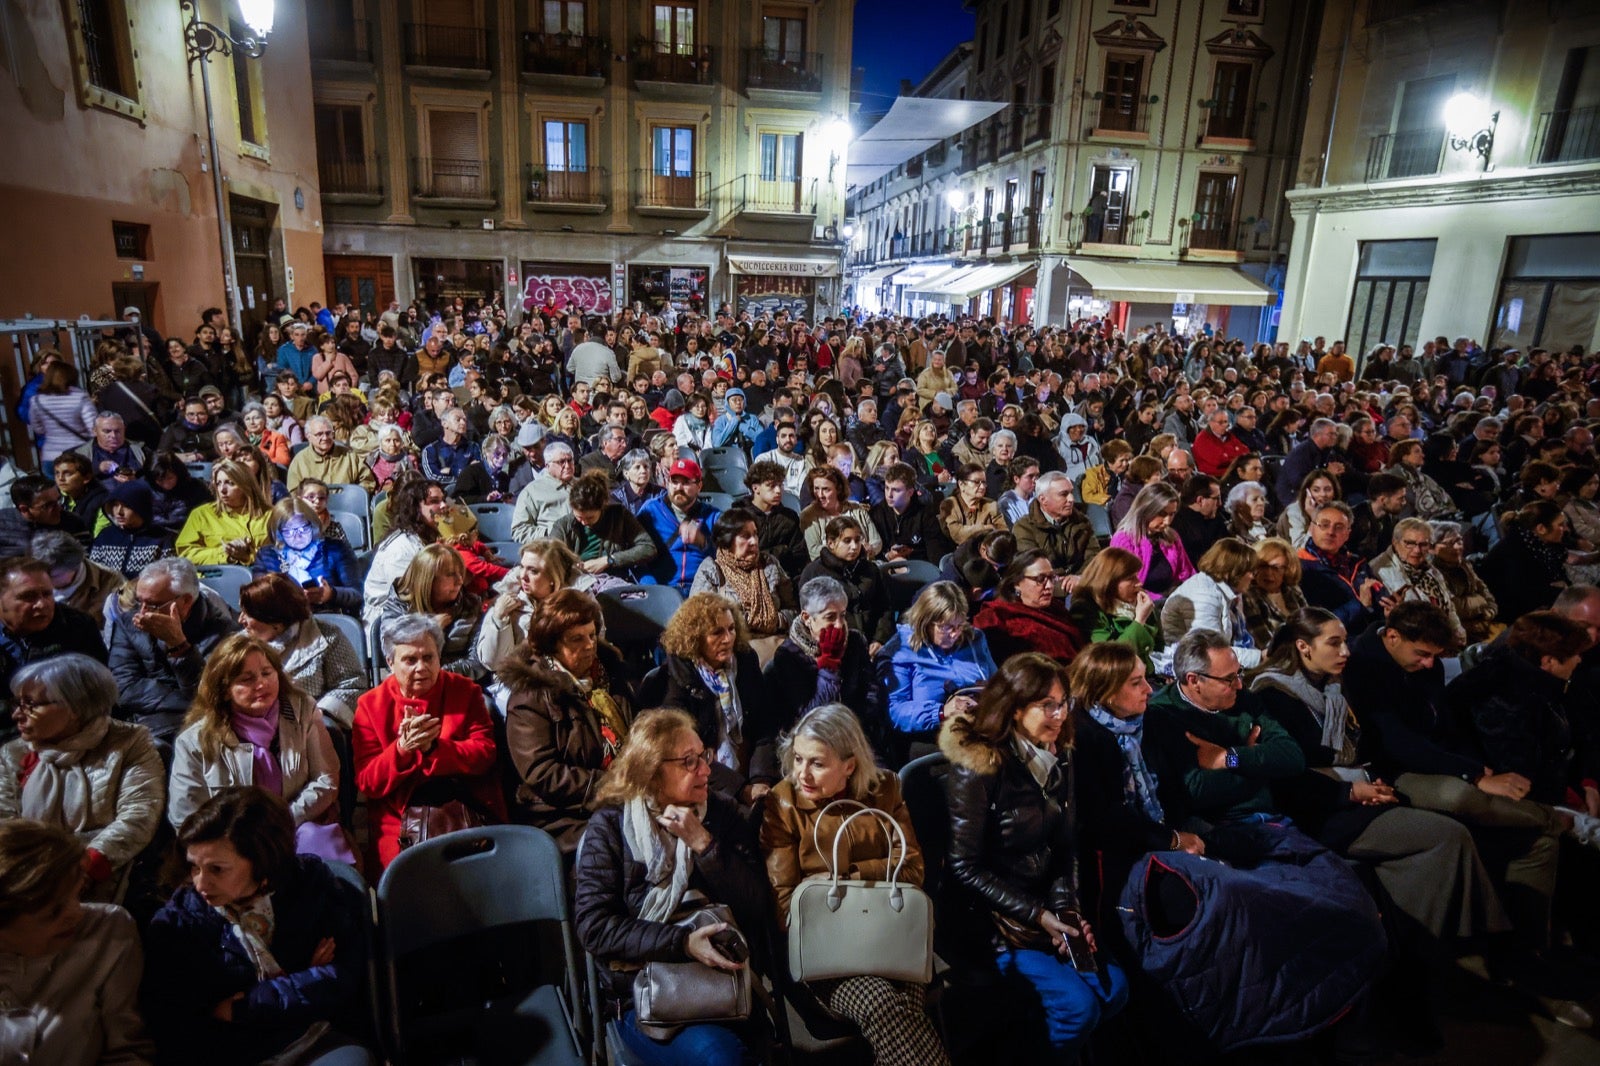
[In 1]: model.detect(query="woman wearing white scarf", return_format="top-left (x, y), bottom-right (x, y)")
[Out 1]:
top-left (574, 709), bottom-right (771, 1066)
top-left (0, 655), bottom-right (163, 904)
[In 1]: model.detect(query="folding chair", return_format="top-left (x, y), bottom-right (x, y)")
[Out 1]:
top-left (367, 614), bottom-right (388, 685)
top-left (469, 502), bottom-right (517, 542)
top-left (328, 483), bottom-right (371, 521)
top-left (196, 565), bottom-right (253, 611)
top-left (700, 446), bottom-right (749, 475)
top-left (700, 491), bottom-right (738, 513)
top-left (487, 541), bottom-right (524, 564)
top-left (336, 515), bottom-right (370, 552)
top-left (324, 860), bottom-right (385, 1048)
top-left (880, 559), bottom-right (942, 614)
top-left (377, 826), bottom-right (585, 1066)
top-left (597, 585), bottom-right (683, 673)
top-left (316, 612), bottom-right (369, 679)
top-left (1085, 502), bottom-right (1113, 540)
top-left (781, 490), bottom-right (803, 514)
top-left (704, 466), bottom-right (751, 496)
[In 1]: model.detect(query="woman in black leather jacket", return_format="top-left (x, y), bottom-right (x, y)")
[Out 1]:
top-left (940, 652), bottom-right (1129, 1062)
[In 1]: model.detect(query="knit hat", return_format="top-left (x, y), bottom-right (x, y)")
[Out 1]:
top-left (103, 478), bottom-right (154, 524)
top-left (663, 389), bottom-right (687, 413)
top-left (934, 391), bottom-right (954, 411)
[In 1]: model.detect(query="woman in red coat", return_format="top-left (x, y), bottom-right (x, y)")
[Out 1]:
top-left (353, 613), bottom-right (505, 867)
top-left (974, 549), bottom-right (1087, 664)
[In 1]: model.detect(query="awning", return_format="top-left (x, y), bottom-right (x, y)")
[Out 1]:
top-left (886, 261), bottom-right (955, 286)
top-left (1067, 260), bottom-right (1275, 306)
top-left (847, 96), bottom-right (1009, 186)
top-left (940, 261), bottom-right (1036, 300)
top-left (726, 253), bottom-right (841, 277)
top-left (905, 264), bottom-right (984, 297)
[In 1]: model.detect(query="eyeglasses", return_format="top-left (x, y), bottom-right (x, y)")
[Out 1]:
top-left (1398, 539), bottom-right (1433, 550)
top-left (1196, 671), bottom-right (1245, 687)
top-left (1020, 571), bottom-right (1057, 585)
top-left (664, 750), bottom-right (715, 772)
top-left (934, 621), bottom-right (967, 638)
top-left (13, 698), bottom-right (62, 717)
top-left (1027, 700), bottom-right (1068, 718)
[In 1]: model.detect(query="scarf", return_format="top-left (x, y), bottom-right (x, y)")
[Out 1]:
top-left (545, 656), bottom-right (627, 767)
top-left (1011, 733), bottom-right (1061, 793)
top-left (786, 612), bottom-right (820, 656)
top-left (1398, 558), bottom-right (1451, 610)
top-left (278, 541), bottom-right (318, 584)
top-left (230, 701), bottom-right (284, 798)
top-left (1086, 704), bottom-right (1165, 824)
top-left (714, 548), bottom-right (778, 634)
top-left (19, 716), bottom-right (112, 830)
top-left (1514, 521), bottom-right (1567, 575)
top-left (217, 893), bottom-right (284, 980)
top-left (1252, 669), bottom-right (1358, 766)
top-left (623, 795), bottom-right (703, 922)
top-left (696, 661), bottom-right (744, 773)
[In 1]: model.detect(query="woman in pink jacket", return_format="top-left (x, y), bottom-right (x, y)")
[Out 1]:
top-left (1109, 480), bottom-right (1195, 599)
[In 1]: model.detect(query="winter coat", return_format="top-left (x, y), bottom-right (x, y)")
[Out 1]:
top-left (510, 472), bottom-right (576, 544)
top-left (868, 495), bottom-right (952, 564)
top-left (1479, 528), bottom-right (1567, 623)
top-left (501, 645), bottom-right (634, 851)
top-left (973, 598), bottom-right (1086, 664)
top-left (636, 497), bottom-right (722, 591)
top-left (939, 494), bottom-right (1006, 546)
top-left (1109, 530), bottom-right (1195, 597)
top-left (1160, 571), bottom-right (1261, 668)
top-left (173, 503), bottom-right (270, 565)
top-left (573, 795), bottom-right (770, 1006)
top-left (878, 624), bottom-right (997, 738)
top-left (362, 531), bottom-right (425, 624)
top-left (89, 525), bottom-right (172, 580)
top-left (690, 553), bottom-right (797, 637)
top-left (800, 502), bottom-right (884, 560)
top-left (1011, 501), bottom-right (1101, 573)
top-left (798, 548), bottom-right (894, 645)
top-left (167, 691), bottom-right (340, 831)
top-left (352, 671), bottom-right (506, 868)
top-left (267, 618), bottom-right (368, 730)
top-left (1068, 602), bottom-right (1159, 674)
top-left (144, 856), bottom-right (369, 1065)
top-left (764, 623), bottom-right (885, 754)
top-left (107, 593), bottom-right (239, 743)
top-left (759, 773), bottom-right (924, 925)
top-left (754, 502), bottom-right (809, 573)
top-left (1448, 645), bottom-right (1576, 806)
top-left (253, 536), bottom-right (363, 614)
top-left (377, 588), bottom-right (484, 679)
top-left (638, 649), bottom-right (777, 793)
top-left (550, 505), bottom-right (658, 579)
top-left (0, 718), bottom-right (164, 902)
top-left (29, 388), bottom-right (97, 461)
top-left (1343, 622), bottom-right (1480, 783)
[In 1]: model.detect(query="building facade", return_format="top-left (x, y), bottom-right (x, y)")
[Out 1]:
top-left (1280, 0), bottom-right (1600, 362)
top-left (847, 0), bottom-right (1319, 344)
top-left (0, 0), bottom-right (327, 344)
top-left (311, 0), bottom-right (855, 326)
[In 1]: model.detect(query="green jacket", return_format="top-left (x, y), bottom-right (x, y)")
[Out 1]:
top-left (1142, 683), bottom-right (1305, 827)
top-left (1071, 603), bottom-right (1159, 675)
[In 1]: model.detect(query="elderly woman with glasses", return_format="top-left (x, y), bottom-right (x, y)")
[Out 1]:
top-left (941, 652), bottom-right (1129, 1062)
top-left (252, 497), bottom-right (362, 614)
top-left (573, 709), bottom-right (770, 1066)
top-left (879, 581), bottom-right (998, 761)
top-left (940, 462), bottom-right (1007, 547)
top-left (0, 655), bottom-right (164, 903)
top-left (1429, 520), bottom-right (1497, 644)
top-left (1241, 537), bottom-right (1309, 650)
top-left (974, 549), bottom-right (1085, 664)
top-left (1368, 517), bottom-right (1466, 647)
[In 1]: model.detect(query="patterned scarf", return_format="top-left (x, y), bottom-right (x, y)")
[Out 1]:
top-left (1086, 704), bottom-right (1165, 824)
top-left (229, 701), bottom-right (284, 798)
top-left (1011, 733), bottom-right (1061, 793)
top-left (544, 656), bottom-right (627, 768)
top-left (20, 716), bottom-right (111, 830)
top-left (1398, 559), bottom-right (1451, 610)
top-left (217, 893), bottom-right (284, 980)
top-left (714, 548), bottom-right (778, 634)
top-left (696, 661), bottom-right (744, 773)
top-left (1514, 521), bottom-right (1567, 575)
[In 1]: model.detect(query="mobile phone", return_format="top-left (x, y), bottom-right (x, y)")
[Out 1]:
top-left (709, 925), bottom-right (749, 964)
top-left (1059, 914), bottom-right (1099, 975)
top-left (300, 579), bottom-right (319, 590)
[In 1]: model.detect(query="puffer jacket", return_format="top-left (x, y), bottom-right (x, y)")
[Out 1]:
top-left (759, 774), bottom-right (924, 926)
top-left (878, 624), bottom-right (997, 738)
top-left (0, 718), bottom-right (164, 902)
top-left (573, 795), bottom-right (771, 1005)
top-left (940, 713), bottom-right (1077, 955)
top-left (638, 649), bottom-right (777, 793)
top-left (268, 617), bottom-right (368, 730)
top-left (1010, 500), bottom-right (1101, 573)
top-left (1159, 571), bottom-right (1262, 668)
top-left (144, 856), bottom-right (369, 1065)
top-left (501, 644), bottom-right (634, 851)
top-left (166, 691), bottom-right (340, 830)
top-left (253, 537), bottom-right (363, 614)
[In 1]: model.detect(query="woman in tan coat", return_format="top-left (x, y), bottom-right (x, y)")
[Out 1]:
top-left (760, 703), bottom-right (949, 1066)
top-left (940, 463), bottom-right (1007, 545)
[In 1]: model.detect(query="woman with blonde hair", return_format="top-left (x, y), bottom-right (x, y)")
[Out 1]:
top-left (233, 444), bottom-right (287, 503)
top-left (167, 634), bottom-right (342, 852)
top-left (861, 439), bottom-right (901, 506)
top-left (907, 419), bottom-right (952, 488)
top-left (761, 703), bottom-right (947, 1066)
top-left (377, 543), bottom-right (485, 679)
top-left (476, 539), bottom-right (586, 704)
top-left (1160, 537), bottom-right (1263, 668)
top-left (175, 459), bottom-right (271, 565)
top-left (1241, 537), bottom-right (1309, 648)
top-left (879, 580), bottom-right (997, 758)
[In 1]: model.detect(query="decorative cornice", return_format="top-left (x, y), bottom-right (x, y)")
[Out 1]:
top-left (1203, 27), bottom-right (1273, 62)
top-left (1091, 18), bottom-right (1167, 54)
top-left (1285, 164), bottom-right (1600, 213)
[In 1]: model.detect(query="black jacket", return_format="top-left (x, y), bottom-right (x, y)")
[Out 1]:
top-left (573, 796), bottom-right (770, 1004)
top-left (1447, 644), bottom-right (1575, 806)
top-left (798, 548), bottom-right (895, 645)
top-left (1343, 623), bottom-right (1480, 783)
top-left (752, 503), bottom-right (807, 575)
top-left (764, 629), bottom-right (886, 757)
top-left (868, 494), bottom-right (952, 564)
top-left (638, 649), bottom-right (779, 791)
top-left (1253, 683), bottom-right (1389, 852)
top-left (1172, 508), bottom-right (1227, 567)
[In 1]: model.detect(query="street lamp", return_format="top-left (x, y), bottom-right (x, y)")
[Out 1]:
top-left (823, 117), bottom-right (853, 182)
top-left (1443, 91), bottom-right (1499, 167)
top-left (182, 0), bottom-right (274, 334)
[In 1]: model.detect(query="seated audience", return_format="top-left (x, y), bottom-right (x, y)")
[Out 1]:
top-left (973, 549), bottom-right (1085, 664)
top-left (89, 479), bottom-right (174, 580)
top-left (690, 504), bottom-right (798, 644)
top-left (878, 580), bottom-right (997, 758)
top-left (377, 544), bottom-right (485, 681)
top-left (175, 460), bottom-right (271, 565)
top-left (797, 514), bottom-right (893, 648)
top-left (1109, 481), bottom-right (1194, 599)
top-left (1430, 520), bottom-right (1498, 644)
top-left (252, 497), bottom-right (362, 615)
top-left (1067, 548), bottom-right (1160, 673)
top-left (766, 576), bottom-right (884, 756)
top-left (549, 472), bottom-right (658, 586)
top-left (1160, 538), bottom-right (1263, 668)
top-left (1242, 537), bottom-right (1310, 649)
top-left (34, 529), bottom-right (124, 629)
top-left (237, 575), bottom-right (367, 730)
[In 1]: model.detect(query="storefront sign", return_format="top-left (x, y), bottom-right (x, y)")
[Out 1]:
top-left (726, 254), bottom-right (840, 277)
top-left (736, 275), bottom-right (815, 320)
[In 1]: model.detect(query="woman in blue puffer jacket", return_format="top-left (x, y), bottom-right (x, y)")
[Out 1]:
top-left (145, 787), bottom-right (374, 1065)
top-left (875, 580), bottom-right (997, 764)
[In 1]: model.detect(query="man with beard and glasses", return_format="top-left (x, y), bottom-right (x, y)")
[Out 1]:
top-left (638, 458), bottom-right (722, 592)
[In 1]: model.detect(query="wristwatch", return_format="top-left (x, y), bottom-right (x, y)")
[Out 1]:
top-left (1224, 747), bottom-right (1241, 770)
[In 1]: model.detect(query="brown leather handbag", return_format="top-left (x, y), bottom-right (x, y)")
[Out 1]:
top-left (398, 779), bottom-right (493, 851)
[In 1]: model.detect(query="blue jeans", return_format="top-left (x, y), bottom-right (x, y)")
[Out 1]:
top-left (995, 948), bottom-right (1129, 1061)
top-left (617, 1010), bottom-right (752, 1066)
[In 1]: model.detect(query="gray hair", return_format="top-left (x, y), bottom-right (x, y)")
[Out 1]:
top-left (139, 556), bottom-right (199, 597)
top-left (30, 530), bottom-right (85, 570)
top-left (1035, 470), bottom-right (1073, 496)
top-left (1224, 480), bottom-right (1265, 510)
top-left (380, 613), bottom-right (445, 661)
top-left (212, 423), bottom-right (247, 448)
top-left (1171, 629), bottom-right (1232, 686)
top-left (1310, 417), bottom-right (1338, 436)
top-left (620, 447), bottom-right (653, 473)
top-left (543, 440), bottom-right (575, 463)
top-left (240, 401), bottom-right (268, 422)
top-left (12, 653), bottom-right (118, 724)
top-left (776, 703), bottom-right (880, 803)
top-left (991, 429), bottom-right (1017, 450)
top-left (489, 404), bottom-right (516, 425)
top-left (856, 397), bottom-right (877, 416)
top-left (305, 415), bottom-right (334, 434)
top-left (481, 433), bottom-right (510, 456)
top-left (799, 575), bottom-right (848, 616)
top-left (956, 399), bottom-right (978, 416)
top-left (93, 411), bottom-right (125, 428)
top-left (1427, 519), bottom-right (1463, 542)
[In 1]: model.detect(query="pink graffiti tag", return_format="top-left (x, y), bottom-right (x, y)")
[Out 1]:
top-left (522, 274), bottom-right (614, 314)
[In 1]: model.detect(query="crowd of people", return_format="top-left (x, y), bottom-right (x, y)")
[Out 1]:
top-left (2, 293), bottom-right (1600, 1065)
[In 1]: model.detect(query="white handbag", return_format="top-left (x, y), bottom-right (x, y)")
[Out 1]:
top-left (786, 800), bottom-right (934, 984)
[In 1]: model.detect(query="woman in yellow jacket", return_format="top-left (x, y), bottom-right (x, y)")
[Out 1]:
top-left (175, 459), bottom-right (271, 565)
top-left (1079, 439), bottom-right (1133, 508)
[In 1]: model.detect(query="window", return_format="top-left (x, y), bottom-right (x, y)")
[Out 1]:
top-left (981, 187), bottom-right (995, 249)
top-left (545, 120), bottom-right (589, 171)
top-left (1099, 54), bottom-right (1144, 131)
top-left (1010, 82), bottom-right (1027, 151)
top-left (653, 126), bottom-right (695, 174)
top-left (763, 12), bottom-right (805, 60)
top-left (1087, 165), bottom-right (1132, 244)
top-left (1370, 74), bottom-right (1452, 180)
top-left (1002, 178), bottom-right (1018, 245)
top-left (1048, 0), bottom-right (1060, 14)
top-left (1538, 47), bottom-right (1600, 163)
top-left (423, 109), bottom-right (486, 198)
top-left (995, 4), bottom-right (1008, 55)
top-left (1205, 60), bottom-right (1254, 139)
top-left (653, 3), bottom-right (695, 53)
top-left (1226, 0), bottom-right (1263, 17)
top-left (543, 0), bottom-right (586, 34)
top-left (1493, 233), bottom-right (1600, 352)
top-left (231, 19), bottom-right (264, 146)
top-left (1036, 64), bottom-right (1055, 140)
top-left (111, 221), bottom-right (150, 260)
top-left (315, 104), bottom-right (371, 193)
top-left (1028, 170), bottom-right (1045, 246)
top-left (760, 133), bottom-right (801, 180)
top-left (1191, 171), bottom-right (1238, 249)
top-left (1019, 0), bottom-right (1031, 37)
top-left (1348, 240), bottom-right (1436, 359)
top-left (976, 21), bottom-right (988, 73)
top-left (76, 0), bottom-right (131, 96)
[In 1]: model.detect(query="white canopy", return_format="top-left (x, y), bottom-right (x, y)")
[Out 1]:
top-left (846, 96), bottom-right (1008, 186)
top-left (1068, 260), bottom-right (1276, 306)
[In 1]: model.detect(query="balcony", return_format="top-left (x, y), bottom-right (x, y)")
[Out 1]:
top-left (1536, 106), bottom-right (1600, 165)
top-left (1077, 211), bottom-right (1145, 249)
top-left (318, 155), bottom-right (383, 200)
top-left (633, 42), bottom-right (715, 90)
top-left (413, 157), bottom-right (494, 204)
top-left (1188, 222), bottom-right (1237, 251)
top-left (525, 164), bottom-right (608, 211)
top-left (1093, 96), bottom-right (1146, 135)
top-left (521, 32), bottom-right (609, 82)
top-left (634, 168), bottom-right (710, 214)
top-left (309, 19), bottom-right (370, 64)
top-left (738, 175), bottom-right (817, 217)
top-left (1364, 127), bottom-right (1445, 181)
top-left (1201, 108), bottom-right (1257, 142)
top-left (744, 48), bottom-right (822, 97)
top-left (404, 23), bottom-right (489, 72)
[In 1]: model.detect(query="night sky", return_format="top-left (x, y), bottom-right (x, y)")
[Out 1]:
top-left (851, 0), bottom-right (975, 120)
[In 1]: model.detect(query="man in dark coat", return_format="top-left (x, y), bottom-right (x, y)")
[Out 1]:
top-left (0, 558), bottom-right (108, 736)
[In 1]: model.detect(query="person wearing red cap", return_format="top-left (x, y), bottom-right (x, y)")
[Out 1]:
top-left (637, 457), bottom-right (722, 592)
